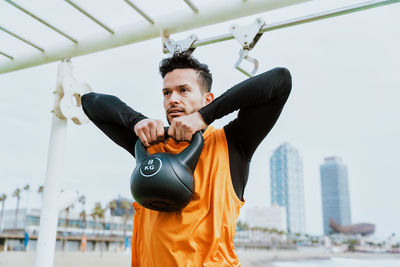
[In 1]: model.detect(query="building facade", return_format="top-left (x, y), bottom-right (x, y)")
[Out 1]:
top-left (320, 157), bottom-right (352, 235)
top-left (270, 143), bottom-right (305, 234)
top-left (0, 208), bottom-right (134, 252)
top-left (245, 204), bottom-right (287, 232)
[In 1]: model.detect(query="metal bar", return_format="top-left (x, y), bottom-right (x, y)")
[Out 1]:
top-left (260, 0), bottom-right (400, 33)
top-left (124, 0), bottom-right (155, 24)
top-left (0, 0), bottom-right (343, 74)
top-left (193, 0), bottom-right (400, 48)
top-left (1, 0), bottom-right (398, 74)
top-left (194, 33), bottom-right (233, 47)
top-left (65, 0), bottom-right (115, 34)
top-left (4, 0), bottom-right (78, 44)
top-left (0, 51), bottom-right (14, 60)
top-left (183, 0), bottom-right (199, 13)
top-left (0, 25), bottom-right (45, 52)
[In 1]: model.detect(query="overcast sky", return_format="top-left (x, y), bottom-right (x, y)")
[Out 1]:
top-left (0, 0), bottom-right (399, 239)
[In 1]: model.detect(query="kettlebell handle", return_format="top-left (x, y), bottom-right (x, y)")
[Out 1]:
top-left (134, 126), bottom-right (204, 172)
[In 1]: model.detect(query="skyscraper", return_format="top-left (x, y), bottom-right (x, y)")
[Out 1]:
top-left (270, 143), bottom-right (305, 234)
top-left (320, 157), bottom-right (352, 235)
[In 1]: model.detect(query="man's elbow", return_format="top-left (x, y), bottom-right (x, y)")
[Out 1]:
top-left (81, 92), bottom-right (96, 107)
top-left (274, 67), bottom-right (292, 98)
top-left (81, 92), bottom-right (98, 117)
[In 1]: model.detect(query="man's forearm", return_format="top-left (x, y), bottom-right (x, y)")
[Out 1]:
top-left (81, 92), bottom-right (148, 156)
top-left (81, 92), bottom-right (147, 130)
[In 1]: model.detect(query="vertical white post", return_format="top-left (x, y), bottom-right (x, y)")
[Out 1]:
top-left (34, 62), bottom-right (69, 267)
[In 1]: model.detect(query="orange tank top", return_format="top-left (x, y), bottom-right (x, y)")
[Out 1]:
top-left (131, 126), bottom-right (244, 267)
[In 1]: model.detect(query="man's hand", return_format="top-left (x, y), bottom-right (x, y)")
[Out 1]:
top-left (134, 119), bottom-right (165, 147)
top-left (168, 112), bottom-right (207, 142)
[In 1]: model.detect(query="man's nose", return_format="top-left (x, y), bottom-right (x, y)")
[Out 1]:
top-left (169, 90), bottom-right (181, 104)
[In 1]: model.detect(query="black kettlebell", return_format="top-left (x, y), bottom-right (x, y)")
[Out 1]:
top-left (130, 127), bottom-right (204, 212)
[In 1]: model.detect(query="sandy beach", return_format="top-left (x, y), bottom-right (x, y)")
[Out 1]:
top-left (1, 249), bottom-right (399, 267)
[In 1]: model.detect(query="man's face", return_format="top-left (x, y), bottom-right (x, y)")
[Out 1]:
top-left (163, 68), bottom-right (212, 124)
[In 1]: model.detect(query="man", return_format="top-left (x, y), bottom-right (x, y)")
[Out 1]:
top-left (81, 51), bottom-right (292, 266)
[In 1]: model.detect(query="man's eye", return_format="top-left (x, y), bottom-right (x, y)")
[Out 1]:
top-left (163, 91), bottom-right (170, 96)
top-left (181, 88), bottom-right (188, 93)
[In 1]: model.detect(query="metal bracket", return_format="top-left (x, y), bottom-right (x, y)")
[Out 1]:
top-left (162, 33), bottom-right (199, 54)
top-left (230, 18), bottom-right (265, 77)
top-left (53, 58), bottom-right (92, 125)
top-left (234, 49), bottom-right (259, 77)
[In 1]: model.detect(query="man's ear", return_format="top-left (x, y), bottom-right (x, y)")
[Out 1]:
top-left (204, 92), bottom-right (214, 105)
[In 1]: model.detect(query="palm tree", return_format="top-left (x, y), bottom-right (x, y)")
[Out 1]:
top-left (37, 185), bottom-right (44, 208)
top-left (120, 200), bottom-right (133, 239)
top-left (90, 211), bottom-right (97, 235)
top-left (61, 203), bottom-right (74, 251)
top-left (37, 185), bottom-right (44, 197)
top-left (108, 200), bottom-right (117, 216)
top-left (91, 202), bottom-right (104, 234)
top-left (79, 210), bottom-right (87, 231)
top-left (13, 188), bottom-right (21, 228)
top-left (93, 202), bottom-right (105, 233)
top-left (236, 220), bottom-right (249, 230)
top-left (92, 202), bottom-right (106, 253)
top-left (78, 196), bottom-right (85, 210)
top-left (23, 184), bottom-right (30, 212)
top-left (108, 200), bottom-right (117, 235)
top-left (78, 196), bottom-right (86, 230)
top-left (64, 204), bottom-right (74, 229)
top-left (0, 193), bottom-right (7, 232)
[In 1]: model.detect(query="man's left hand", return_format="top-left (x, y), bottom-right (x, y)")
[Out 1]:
top-left (168, 112), bottom-right (207, 142)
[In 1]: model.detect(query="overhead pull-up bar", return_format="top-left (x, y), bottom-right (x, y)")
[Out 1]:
top-left (124, 0), bottom-right (155, 25)
top-left (160, 0), bottom-right (399, 76)
top-left (0, 25), bottom-right (45, 52)
top-left (0, 0), bottom-right (311, 74)
top-left (4, 0), bottom-right (78, 44)
top-left (65, 0), bottom-right (115, 34)
top-left (183, 0), bottom-right (199, 14)
top-left (0, 51), bottom-right (13, 60)
top-left (192, 0), bottom-right (400, 48)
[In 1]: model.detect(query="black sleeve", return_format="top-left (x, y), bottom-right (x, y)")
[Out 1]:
top-left (81, 92), bottom-right (148, 157)
top-left (198, 67), bottom-right (292, 199)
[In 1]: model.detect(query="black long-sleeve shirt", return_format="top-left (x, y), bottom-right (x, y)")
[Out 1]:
top-left (81, 67), bottom-right (292, 200)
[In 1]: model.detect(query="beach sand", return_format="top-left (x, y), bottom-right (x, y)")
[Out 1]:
top-left (0, 249), bottom-right (399, 267)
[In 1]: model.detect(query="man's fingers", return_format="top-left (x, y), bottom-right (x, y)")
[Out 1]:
top-left (180, 125), bottom-right (188, 142)
top-left (169, 119), bottom-right (195, 143)
top-left (149, 126), bottom-right (158, 145)
top-left (167, 125), bottom-right (174, 140)
top-left (184, 127), bottom-right (193, 142)
top-left (174, 123), bottom-right (182, 141)
top-left (156, 124), bottom-right (165, 142)
top-left (137, 130), bottom-right (150, 147)
top-left (134, 119), bottom-right (167, 147)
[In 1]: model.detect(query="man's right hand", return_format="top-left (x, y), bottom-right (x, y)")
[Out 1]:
top-left (134, 119), bottom-right (165, 147)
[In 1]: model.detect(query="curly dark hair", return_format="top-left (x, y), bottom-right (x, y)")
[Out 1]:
top-left (159, 51), bottom-right (212, 93)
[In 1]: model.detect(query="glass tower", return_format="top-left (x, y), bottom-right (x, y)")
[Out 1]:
top-left (270, 143), bottom-right (305, 234)
top-left (320, 157), bottom-right (352, 235)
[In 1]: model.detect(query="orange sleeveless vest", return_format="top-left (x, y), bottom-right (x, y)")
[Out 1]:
top-left (131, 126), bottom-right (244, 267)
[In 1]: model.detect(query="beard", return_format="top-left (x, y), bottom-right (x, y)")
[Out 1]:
top-left (165, 105), bottom-right (199, 124)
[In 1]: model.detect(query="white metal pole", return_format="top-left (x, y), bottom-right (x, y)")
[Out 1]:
top-left (34, 63), bottom-right (69, 267)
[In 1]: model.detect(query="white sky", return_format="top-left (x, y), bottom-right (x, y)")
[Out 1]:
top-left (0, 0), bottom-right (399, 239)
